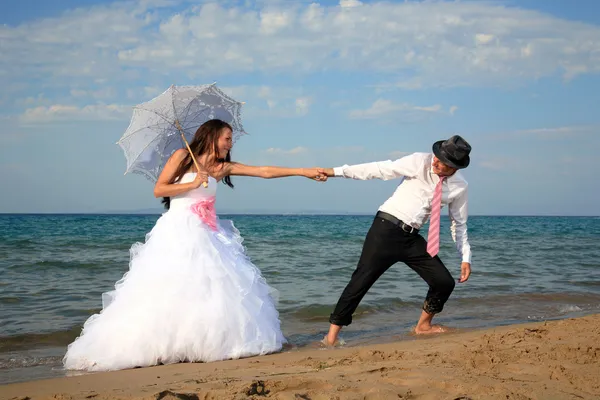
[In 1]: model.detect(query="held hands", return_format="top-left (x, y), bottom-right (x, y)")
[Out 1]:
top-left (302, 167), bottom-right (329, 182)
top-left (458, 262), bottom-right (471, 283)
top-left (317, 168), bottom-right (333, 179)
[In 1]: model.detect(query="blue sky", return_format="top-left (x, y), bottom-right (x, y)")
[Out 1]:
top-left (1, 0), bottom-right (599, 215)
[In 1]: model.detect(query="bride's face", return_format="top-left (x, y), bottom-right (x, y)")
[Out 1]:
top-left (216, 128), bottom-right (233, 159)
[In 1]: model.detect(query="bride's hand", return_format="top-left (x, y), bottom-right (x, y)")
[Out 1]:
top-left (192, 170), bottom-right (209, 188)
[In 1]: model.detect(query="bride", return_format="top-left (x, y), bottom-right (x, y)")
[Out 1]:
top-left (63, 119), bottom-right (325, 371)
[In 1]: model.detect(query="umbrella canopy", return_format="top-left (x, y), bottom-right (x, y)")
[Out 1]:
top-left (117, 83), bottom-right (247, 183)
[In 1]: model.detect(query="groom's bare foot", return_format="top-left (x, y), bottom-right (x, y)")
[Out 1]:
top-left (321, 324), bottom-right (343, 347)
top-left (321, 334), bottom-right (336, 347)
top-left (321, 335), bottom-right (335, 347)
top-left (413, 324), bottom-right (447, 335)
top-left (320, 334), bottom-right (345, 347)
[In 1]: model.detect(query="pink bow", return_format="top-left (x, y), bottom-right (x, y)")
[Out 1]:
top-left (190, 197), bottom-right (217, 231)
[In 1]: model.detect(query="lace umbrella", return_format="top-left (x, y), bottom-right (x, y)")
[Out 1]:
top-left (117, 83), bottom-right (246, 185)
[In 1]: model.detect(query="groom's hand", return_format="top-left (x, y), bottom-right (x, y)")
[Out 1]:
top-left (317, 168), bottom-right (334, 179)
top-left (458, 262), bottom-right (471, 283)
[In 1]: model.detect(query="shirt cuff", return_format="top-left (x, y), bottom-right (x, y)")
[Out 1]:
top-left (333, 166), bottom-right (345, 177)
top-left (461, 251), bottom-right (471, 264)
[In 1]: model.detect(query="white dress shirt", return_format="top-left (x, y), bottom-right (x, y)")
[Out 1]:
top-left (333, 152), bottom-right (471, 264)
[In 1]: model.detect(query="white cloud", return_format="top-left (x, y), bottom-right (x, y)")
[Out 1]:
top-left (514, 125), bottom-right (596, 137)
top-left (340, 0), bottom-right (363, 8)
top-left (143, 86), bottom-right (162, 98)
top-left (70, 89), bottom-right (87, 98)
top-left (260, 11), bottom-right (293, 35)
top-left (391, 78), bottom-right (424, 90)
top-left (389, 151), bottom-right (410, 159)
top-left (483, 125), bottom-right (598, 143)
top-left (479, 158), bottom-right (512, 171)
top-left (449, 106), bottom-right (459, 115)
top-left (1, 0), bottom-right (600, 95)
top-left (69, 87), bottom-right (117, 100)
top-left (16, 94), bottom-right (51, 107)
top-left (257, 86), bottom-right (273, 99)
top-left (475, 33), bottom-right (495, 46)
top-left (257, 146), bottom-right (418, 168)
top-left (256, 86), bottom-right (278, 109)
top-left (220, 85), bottom-right (313, 118)
top-left (219, 86), bottom-right (249, 102)
top-left (265, 146), bottom-right (308, 155)
top-left (413, 104), bottom-right (442, 113)
top-left (349, 99), bottom-right (446, 120)
top-left (295, 97), bottom-right (312, 116)
top-left (19, 104), bottom-right (131, 124)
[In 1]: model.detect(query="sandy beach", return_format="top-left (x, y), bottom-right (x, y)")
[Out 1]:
top-left (1, 314), bottom-right (599, 400)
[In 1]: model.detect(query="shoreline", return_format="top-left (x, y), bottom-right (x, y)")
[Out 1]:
top-left (2, 213), bottom-right (599, 217)
top-left (2, 314), bottom-right (599, 400)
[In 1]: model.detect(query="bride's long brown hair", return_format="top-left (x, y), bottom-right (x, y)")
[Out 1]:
top-left (161, 119), bottom-right (234, 209)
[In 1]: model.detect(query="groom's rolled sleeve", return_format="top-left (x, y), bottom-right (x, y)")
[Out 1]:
top-left (333, 153), bottom-right (422, 181)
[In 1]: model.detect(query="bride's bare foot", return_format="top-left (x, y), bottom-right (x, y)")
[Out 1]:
top-left (413, 324), bottom-right (447, 335)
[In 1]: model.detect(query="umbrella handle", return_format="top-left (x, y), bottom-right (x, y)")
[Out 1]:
top-left (176, 121), bottom-right (208, 188)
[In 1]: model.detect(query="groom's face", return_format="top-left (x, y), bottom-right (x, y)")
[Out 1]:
top-left (432, 156), bottom-right (457, 177)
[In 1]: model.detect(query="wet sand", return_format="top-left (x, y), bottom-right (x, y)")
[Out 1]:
top-left (1, 314), bottom-right (599, 400)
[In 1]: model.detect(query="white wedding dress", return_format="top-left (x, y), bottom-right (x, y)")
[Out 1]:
top-left (63, 173), bottom-right (286, 372)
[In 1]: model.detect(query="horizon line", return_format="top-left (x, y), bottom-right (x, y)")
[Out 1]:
top-left (1, 212), bottom-right (599, 218)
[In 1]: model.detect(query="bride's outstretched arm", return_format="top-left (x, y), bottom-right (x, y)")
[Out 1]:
top-left (153, 149), bottom-right (209, 198)
top-left (225, 162), bottom-right (326, 181)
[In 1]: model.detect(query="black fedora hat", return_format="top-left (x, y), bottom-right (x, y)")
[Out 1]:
top-left (432, 135), bottom-right (471, 169)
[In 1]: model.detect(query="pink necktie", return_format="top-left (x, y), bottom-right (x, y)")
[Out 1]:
top-left (427, 176), bottom-right (446, 258)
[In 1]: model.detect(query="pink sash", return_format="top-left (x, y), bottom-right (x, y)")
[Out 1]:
top-left (190, 197), bottom-right (217, 231)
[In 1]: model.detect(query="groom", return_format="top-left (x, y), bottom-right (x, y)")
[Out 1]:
top-left (318, 135), bottom-right (472, 345)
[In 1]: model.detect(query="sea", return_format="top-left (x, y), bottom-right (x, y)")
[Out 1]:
top-left (1, 214), bottom-right (599, 385)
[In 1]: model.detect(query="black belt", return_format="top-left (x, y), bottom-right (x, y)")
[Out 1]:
top-left (375, 211), bottom-right (419, 234)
